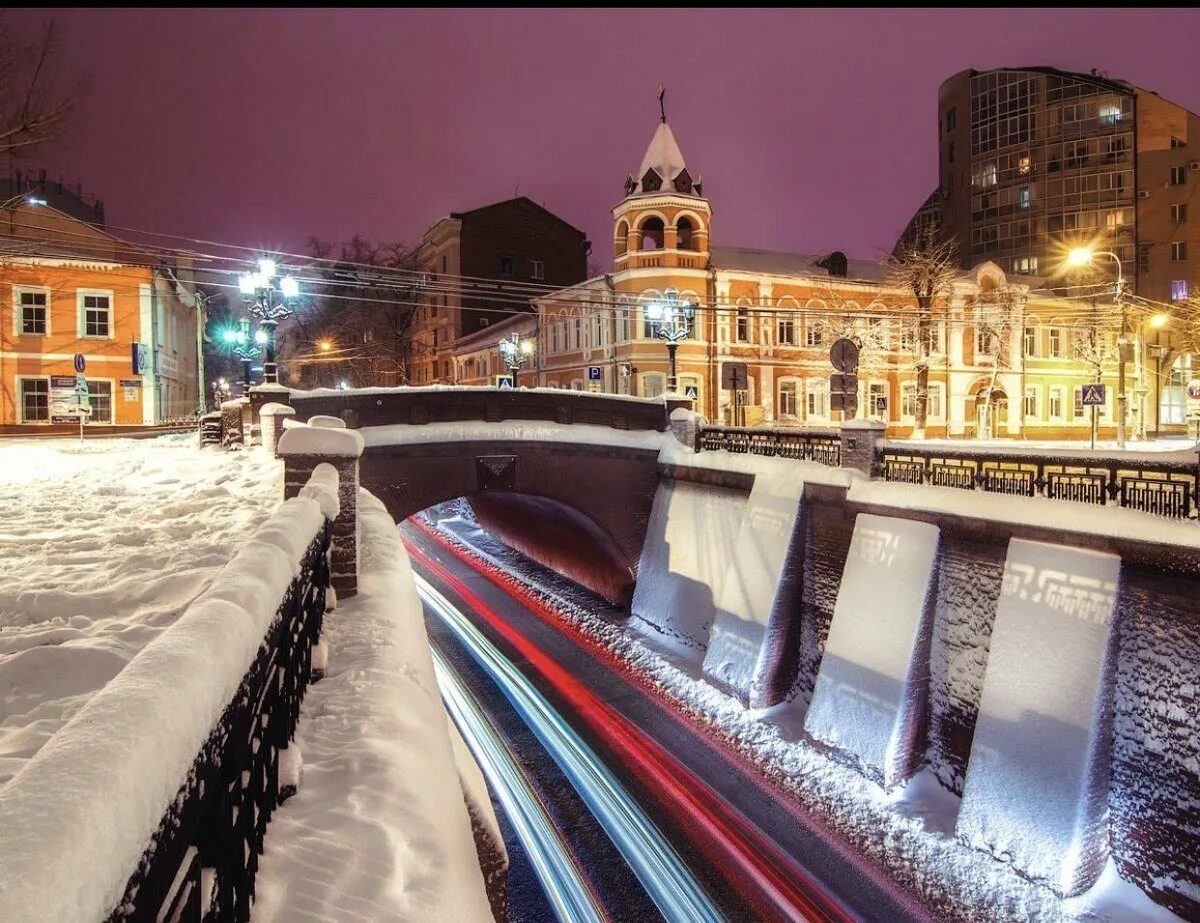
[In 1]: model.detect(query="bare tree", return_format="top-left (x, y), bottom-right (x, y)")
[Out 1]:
top-left (0, 16), bottom-right (80, 159)
top-left (972, 281), bottom-right (1022, 439)
top-left (282, 236), bottom-right (420, 388)
top-left (887, 226), bottom-right (958, 438)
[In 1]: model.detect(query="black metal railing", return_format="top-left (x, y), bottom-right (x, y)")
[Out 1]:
top-left (107, 523), bottom-right (330, 922)
top-left (878, 447), bottom-right (1199, 520)
top-left (698, 425), bottom-right (841, 466)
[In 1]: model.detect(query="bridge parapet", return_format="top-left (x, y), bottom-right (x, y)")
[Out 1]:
top-left (285, 385), bottom-right (681, 432)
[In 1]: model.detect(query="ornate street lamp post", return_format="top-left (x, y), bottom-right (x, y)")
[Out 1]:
top-left (498, 332), bottom-right (535, 382)
top-left (221, 316), bottom-right (267, 397)
top-left (645, 288), bottom-right (696, 394)
top-left (238, 258), bottom-right (300, 385)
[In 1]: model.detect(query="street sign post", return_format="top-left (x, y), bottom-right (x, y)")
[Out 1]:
top-left (829, 338), bottom-right (860, 374)
top-left (721, 362), bottom-right (749, 427)
top-left (1082, 382), bottom-right (1106, 450)
top-left (74, 353), bottom-right (86, 373)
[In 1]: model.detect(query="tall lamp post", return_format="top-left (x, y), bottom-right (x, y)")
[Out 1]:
top-left (221, 316), bottom-right (267, 397)
top-left (1066, 247), bottom-right (1130, 447)
top-left (238, 258), bottom-right (300, 385)
top-left (645, 288), bottom-right (696, 394)
top-left (498, 331), bottom-right (535, 384)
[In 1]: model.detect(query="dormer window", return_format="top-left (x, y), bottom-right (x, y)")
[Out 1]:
top-left (641, 168), bottom-right (662, 193)
top-left (673, 168), bottom-right (693, 194)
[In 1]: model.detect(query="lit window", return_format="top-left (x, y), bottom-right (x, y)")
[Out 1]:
top-left (1172, 279), bottom-right (1189, 301)
top-left (1098, 105), bottom-right (1122, 125)
top-left (1018, 154), bottom-right (1031, 175)
top-left (1018, 186), bottom-right (1031, 210)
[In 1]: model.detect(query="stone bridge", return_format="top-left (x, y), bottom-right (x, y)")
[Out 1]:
top-left (264, 387), bottom-right (690, 604)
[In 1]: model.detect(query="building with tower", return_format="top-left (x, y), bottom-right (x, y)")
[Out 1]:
top-left (534, 104), bottom-right (1184, 440)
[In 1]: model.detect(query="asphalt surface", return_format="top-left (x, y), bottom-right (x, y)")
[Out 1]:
top-left (405, 518), bottom-right (931, 923)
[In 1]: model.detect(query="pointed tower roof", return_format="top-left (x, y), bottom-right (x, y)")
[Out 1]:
top-left (625, 120), bottom-right (699, 197)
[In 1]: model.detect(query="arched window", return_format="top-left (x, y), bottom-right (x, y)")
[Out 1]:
top-left (640, 217), bottom-right (665, 251)
top-left (615, 220), bottom-right (629, 256)
top-left (735, 300), bottom-right (751, 342)
top-left (804, 299), bottom-right (827, 347)
top-left (677, 217), bottom-right (694, 250)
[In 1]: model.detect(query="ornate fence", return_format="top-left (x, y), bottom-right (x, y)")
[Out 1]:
top-left (107, 523), bottom-right (330, 922)
top-left (878, 446), bottom-right (1199, 520)
top-left (698, 425), bottom-right (841, 466)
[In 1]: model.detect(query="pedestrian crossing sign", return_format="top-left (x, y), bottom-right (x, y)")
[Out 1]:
top-left (1081, 383), bottom-right (1106, 406)
top-left (684, 385), bottom-right (699, 399)
top-left (495, 375), bottom-right (514, 389)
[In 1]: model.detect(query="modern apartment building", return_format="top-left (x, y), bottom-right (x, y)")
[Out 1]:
top-left (900, 66), bottom-right (1200, 309)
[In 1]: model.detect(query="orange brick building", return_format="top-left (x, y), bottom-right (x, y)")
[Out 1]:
top-left (0, 201), bottom-right (201, 427)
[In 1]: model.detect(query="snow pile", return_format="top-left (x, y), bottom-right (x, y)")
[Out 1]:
top-left (251, 491), bottom-right (493, 923)
top-left (957, 539), bottom-right (1122, 897)
top-left (361, 420), bottom-right (668, 452)
top-left (805, 514), bottom-right (941, 788)
top-left (0, 476), bottom-right (326, 923)
top-left (277, 424), bottom-right (365, 458)
top-left (0, 435), bottom-right (281, 785)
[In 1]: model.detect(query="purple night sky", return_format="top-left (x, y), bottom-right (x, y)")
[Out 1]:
top-left (14, 8), bottom-right (1200, 264)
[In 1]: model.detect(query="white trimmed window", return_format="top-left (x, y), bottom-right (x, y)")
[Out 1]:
top-left (532, 260), bottom-right (545, 280)
top-left (901, 382), bottom-right (945, 420)
top-left (15, 287), bottom-right (49, 335)
top-left (78, 290), bottom-right (113, 338)
top-left (778, 378), bottom-right (799, 417)
top-left (88, 380), bottom-right (113, 424)
top-left (640, 372), bottom-right (665, 399)
top-left (1023, 322), bottom-right (1038, 358)
top-left (1048, 327), bottom-right (1064, 358)
top-left (735, 305), bottom-right (751, 342)
top-left (777, 313), bottom-right (797, 346)
top-left (867, 381), bottom-right (888, 421)
top-left (805, 379), bottom-right (829, 419)
top-left (1024, 386), bottom-right (1040, 419)
top-left (1049, 386), bottom-right (1066, 420)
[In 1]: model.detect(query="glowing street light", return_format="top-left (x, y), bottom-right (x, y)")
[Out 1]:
top-left (1063, 245), bottom-right (1136, 447)
top-left (644, 288), bottom-right (696, 394)
top-left (319, 340), bottom-right (333, 352)
top-left (221, 316), bottom-right (263, 396)
top-left (237, 257), bottom-right (301, 384)
top-left (498, 332), bottom-right (535, 376)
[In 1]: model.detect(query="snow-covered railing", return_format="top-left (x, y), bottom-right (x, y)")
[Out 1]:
top-left (877, 444), bottom-right (1199, 520)
top-left (698, 424), bottom-right (842, 466)
top-left (0, 467), bottom-right (340, 923)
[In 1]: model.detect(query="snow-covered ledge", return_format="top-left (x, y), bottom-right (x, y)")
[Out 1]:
top-left (279, 425), bottom-right (366, 598)
top-left (260, 402), bottom-right (296, 456)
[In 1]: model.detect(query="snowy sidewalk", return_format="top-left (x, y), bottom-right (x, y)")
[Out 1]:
top-left (0, 436), bottom-right (280, 785)
top-left (250, 491), bottom-right (494, 923)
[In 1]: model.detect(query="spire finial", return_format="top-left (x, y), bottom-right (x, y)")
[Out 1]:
top-left (657, 85), bottom-right (666, 123)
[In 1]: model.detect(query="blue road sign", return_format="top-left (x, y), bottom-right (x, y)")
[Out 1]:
top-left (588, 366), bottom-right (602, 381)
top-left (1081, 383), bottom-right (1106, 406)
top-left (684, 385), bottom-right (699, 399)
top-left (74, 353), bottom-right (86, 373)
top-left (496, 376), bottom-right (514, 389)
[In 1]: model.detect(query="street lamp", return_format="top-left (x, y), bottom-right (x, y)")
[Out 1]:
top-left (221, 316), bottom-right (263, 397)
top-left (645, 288), bottom-right (696, 394)
top-left (498, 332), bottom-right (535, 380)
top-left (1065, 247), bottom-right (1132, 447)
top-left (238, 258), bottom-right (300, 385)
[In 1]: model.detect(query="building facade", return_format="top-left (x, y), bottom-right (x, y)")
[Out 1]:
top-left (900, 66), bottom-right (1200, 310)
top-left (531, 116), bottom-right (1170, 440)
top-left (453, 312), bottom-right (538, 388)
top-left (406, 197), bottom-right (589, 385)
top-left (0, 201), bottom-right (200, 427)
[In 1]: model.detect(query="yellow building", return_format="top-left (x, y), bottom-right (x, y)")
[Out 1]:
top-left (533, 116), bottom-right (1170, 441)
top-left (0, 201), bottom-right (200, 428)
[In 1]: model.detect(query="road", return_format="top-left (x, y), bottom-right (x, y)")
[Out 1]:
top-left (403, 519), bottom-right (930, 923)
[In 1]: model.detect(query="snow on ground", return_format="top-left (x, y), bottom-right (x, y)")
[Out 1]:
top-left (885, 436), bottom-right (1198, 463)
top-left (251, 490), bottom-right (492, 923)
top-left (0, 436), bottom-right (281, 785)
top-left (425, 503), bottom-right (1183, 923)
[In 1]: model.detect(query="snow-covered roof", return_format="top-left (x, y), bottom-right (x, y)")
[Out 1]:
top-left (710, 246), bottom-right (891, 284)
top-left (632, 122), bottom-right (688, 195)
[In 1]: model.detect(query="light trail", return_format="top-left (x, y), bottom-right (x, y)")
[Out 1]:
top-left (430, 647), bottom-right (607, 923)
top-left (408, 527), bottom-right (865, 922)
top-left (417, 572), bottom-right (723, 923)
